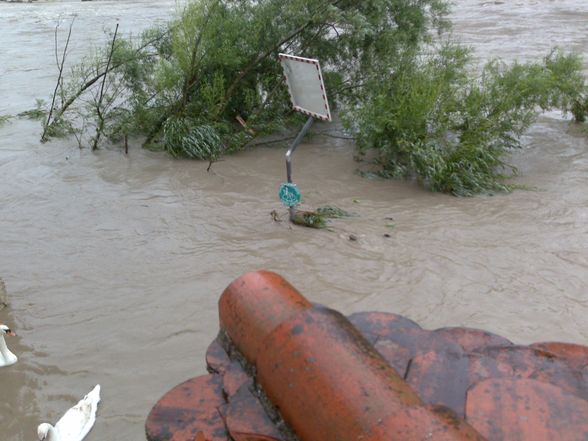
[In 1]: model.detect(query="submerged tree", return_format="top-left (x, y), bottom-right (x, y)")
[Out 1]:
top-left (39, 0), bottom-right (586, 195)
top-left (345, 47), bottom-right (588, 195)
top-left (41, 0), bottom-right (450, 151)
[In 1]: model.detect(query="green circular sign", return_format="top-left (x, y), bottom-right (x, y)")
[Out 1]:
top-left (279, 183), bottom-right (301, 207)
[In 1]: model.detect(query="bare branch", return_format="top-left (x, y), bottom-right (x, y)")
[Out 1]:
top-left (42, 17), bottom-right (75, 142)
top-left (43, 32), bottom-right (165, 139)
top-left (92, 23), bottom-right (119, 151)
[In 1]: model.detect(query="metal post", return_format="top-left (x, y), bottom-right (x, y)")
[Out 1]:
top-left (286, 116), bottom-right (314, 220)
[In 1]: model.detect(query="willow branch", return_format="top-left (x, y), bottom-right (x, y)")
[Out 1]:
top-left (92, 23), bottom-right (119, 150)
top-left (43, 33), bottom-right (164, 139)
top-left (220, 0), bottom-right (344, 113)
top-left (42, 18), bottom-right (75, 142)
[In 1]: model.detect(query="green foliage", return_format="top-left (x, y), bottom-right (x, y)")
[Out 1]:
top-left (315, 206), bottom-right (353, 218)
top-left (291, 205), bottom-right (352, 228)
top-left (344, 46), bottom-right (587, 195)
top-left (572, 96), bottom-right (588, 122)
top-left (41, 0), bottom-right (448, 160)
top-left (40, 0), bottom-right (587, 195)
top-left (44, 117), bottom-right (74, 139)
top-left (162, 117), bottom-right (224, 160)
top-left (0, 115), bottom-right (11, 126)
top-left (18, 99), bottom-right (48, 120)
top-left (291, 210), bottom-right (328, 229)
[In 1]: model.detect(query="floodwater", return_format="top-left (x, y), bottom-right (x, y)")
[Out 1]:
top-left (0, 1), bottom-right (587, 440)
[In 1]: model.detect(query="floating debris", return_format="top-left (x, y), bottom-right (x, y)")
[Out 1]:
top-left (270, 210), bottom-right (283, 222)
top-left (315, 206), bottom-right (353, 218)
top-left (290, 210), bottom-right (327, 229)
top-left (290, 206), bottom-right (352, 229)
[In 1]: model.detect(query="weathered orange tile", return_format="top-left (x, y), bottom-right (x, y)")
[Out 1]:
top-left (146, 375), bottom-right (228, 441)
top-left (219, 271), bottom-right (312, 363)
top-left (222, 361), bottom-right (252, 399)
top-left (406, 350), bottom-right (521, 416)
top-left (432, 327), bottom-right (513, 352)
top-left (225, 385), bottom-right (283, 441)
top-left (406, 351), bottom-right (471, 417)
top-left (152, 272), bottom-right (588, 441)
top-left (530, 342), bottom-right (588, 371)
top-left (347, 311), bottom-right (421, 344)
top-left (206, 339), bottom-right (231, 374)
top-left (216, 403), bottom-right (228, 423)
top-left (366, 405), bottom-right (486, 440)
top-left (406, 344), bottom-right (588, 417)
top-left (376, 328), bottom-right (465, 369)
top-left (374, 339), bottom-right (412, 376)
top-left (429, 404), bottom-right (488, 440)
top-left (466, 378), bottom-right (588, 441)
top-left (466, 352), bottom-right (511, 383)
top-left (476, 345), bottom-right (586, 399)
top-left (256, 306), bottom-right (482, 441)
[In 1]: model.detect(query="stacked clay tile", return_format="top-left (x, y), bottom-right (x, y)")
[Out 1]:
top-left (146, 271), bottom-right (588, 441)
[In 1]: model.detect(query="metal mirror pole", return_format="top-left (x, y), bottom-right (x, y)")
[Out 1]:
top-left (286, 116), bottom-right (314, 220)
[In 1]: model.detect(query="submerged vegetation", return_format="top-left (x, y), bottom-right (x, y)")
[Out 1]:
top-left (346, 47), bottom-right (588, 195)
top-left (34, 0), bottom-right (587, 195)
top-left (291, 206), bottom-right (353, 229)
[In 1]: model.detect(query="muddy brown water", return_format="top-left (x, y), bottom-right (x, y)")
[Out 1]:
top-left (0, 1), bottom-right (587, 440)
